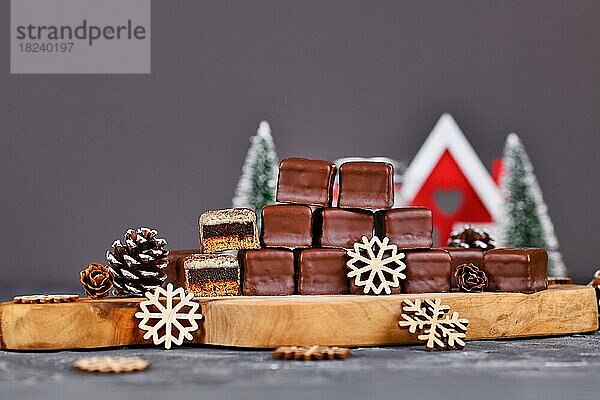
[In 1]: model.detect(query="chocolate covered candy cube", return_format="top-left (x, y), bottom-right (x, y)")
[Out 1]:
top-left (184, 254), bottom-right (241, 296)
top-left (242, 249), bottom-right (296, 295)
top-left (483, 248), bottom-right (548, 293)
top-left (402, 249), bottom-right (452, 294)
top-left (298, 248), bottom-right (349, 295)
top-left (377, 207), bottom-right (433, 249)
top-left (276, 158), bottom-right (337, 206)
top-left (444, 247), bottom-right (484, 289)
top-left (316, 208), bottom-right (374, 249)
top-left (261, 204), bottom-right (313, 248)
top-left (338, 161), bottom-right (394, 209)
top-left (199, 208), bottom-right (260, 253)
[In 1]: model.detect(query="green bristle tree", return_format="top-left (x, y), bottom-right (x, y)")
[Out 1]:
top-left (500, 133), bottom-right (567, 277)
top-left (232, 121), bottom-right (279, 225)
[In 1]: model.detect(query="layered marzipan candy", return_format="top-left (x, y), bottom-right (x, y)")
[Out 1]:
top-left (199, 208), bottom-right (260, 253)
top-left (184, 253), bottom-right (241, 296)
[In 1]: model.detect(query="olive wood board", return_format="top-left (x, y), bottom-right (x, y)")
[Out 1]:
top-left (0, 284), bottom-right (597, 350)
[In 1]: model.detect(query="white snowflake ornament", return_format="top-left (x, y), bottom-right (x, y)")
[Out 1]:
top-left (346, 236), bottom-right (406, 295)
top-left (134, 283), bottom-right (203, 349)
top-left (399, 298), bottom-right (469, 350)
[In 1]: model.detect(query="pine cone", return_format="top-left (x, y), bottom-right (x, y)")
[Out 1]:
top-left (588, 270), bottom-right (600, 288)
top-left (80, 263), bottom-right (113, 298)
top-left (455, 263), bottom-right (488, 292)
top-left (106, 227), bottom-right (169, 296)
top-left (448, 225), bottom-right (496, 250)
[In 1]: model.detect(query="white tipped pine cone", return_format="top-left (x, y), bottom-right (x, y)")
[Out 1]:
top-left (448, 225), bottom-right (496, 250)
top-left (106, 227), bottom-right (169, 296)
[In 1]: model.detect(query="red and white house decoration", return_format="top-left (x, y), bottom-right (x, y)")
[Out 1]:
top-left (400, 114), bottom-right (503, 245)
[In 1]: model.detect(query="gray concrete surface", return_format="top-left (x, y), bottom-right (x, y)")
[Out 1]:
top-left (1, 333), bottom-right (599, 400)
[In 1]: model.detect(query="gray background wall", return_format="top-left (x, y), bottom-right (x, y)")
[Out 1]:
top-left (1, 0), bottom-right (599, 290)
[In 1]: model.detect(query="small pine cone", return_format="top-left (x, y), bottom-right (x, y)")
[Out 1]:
top-left (588, 270), bottom-right (600, 288)
top-left (80, 263), bottom-right (113, 298)
top-left (588, 270), bottom-right (600, 304)
top-left (448, 225), bottom-right (496, 250)
top-left (106, 227), bottom-right (169, 297)
top-left (455, 263), bottom-right (488, 292)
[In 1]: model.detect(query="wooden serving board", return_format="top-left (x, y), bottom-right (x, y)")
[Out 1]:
top-left (0, 285), bottom-right (597, 350)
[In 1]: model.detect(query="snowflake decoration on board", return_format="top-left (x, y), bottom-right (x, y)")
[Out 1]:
top-left (134, 283), bottom-right (203, 349)
top-left (398, 298), bottom-right (469, 350)
top-left (346, 236), bottom-right (406, 295)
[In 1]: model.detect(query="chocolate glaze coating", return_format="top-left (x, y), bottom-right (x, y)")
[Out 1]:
top-left (261, 204), bottom-right (313, 248)
top-left (315, 208), bottom-right (374, 249)
top-left (443, 247), bottom-right (484, 289)
top-left (164, 249), bottom-right (202, 288)
top-left (298, 248), bottom-right (349, 295)
top-left (338, 161), bottom-right (394, 209)
top-left (402, 249), bottom-right (452, 294)
top-left (349, 273), bottom-right (403, 295)
top-left (483, 248), bottom-right (548, 293)
top-left (276, 158), bottom-right (337, 206)
top-left (377, 207), bottom-right (433, 249)
top-left (242, 249), bottom-right (296, 295)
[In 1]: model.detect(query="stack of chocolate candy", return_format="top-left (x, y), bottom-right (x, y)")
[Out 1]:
top-left (179, 208), bottom-right (260, 296)
top-left (251, 157), bottom-right (458, 295)
top-left (177, 157), bottom-right (548, 297)
top-left (249, 157), bottom-right (345, 295)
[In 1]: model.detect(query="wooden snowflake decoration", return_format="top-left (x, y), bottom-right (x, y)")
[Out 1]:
top-left (273, 346), bottom-right (351, 361)
top-left (398, 298), bottom-right (469, 350)
top-left (134, 283), bottom-right (203, 349)
top-left (346, 236), bottom-right (406, 295)
top-left (74, 356), bottom-right (150, 373)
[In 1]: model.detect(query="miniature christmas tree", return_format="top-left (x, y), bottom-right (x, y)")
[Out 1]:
top-left (232, 121), bottom-right (279, 224)
top-left (500, 133), bottom-right (567, 277)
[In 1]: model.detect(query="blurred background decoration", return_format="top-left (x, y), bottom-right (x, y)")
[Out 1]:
top-left (400, 114), bottom-right (502, 246)
top-left (232, 121), bottom-right (279, 226)
top-left (2, 1), bottom-right (596, 291)
top-left (231, 113), bottom-right (567, 276)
